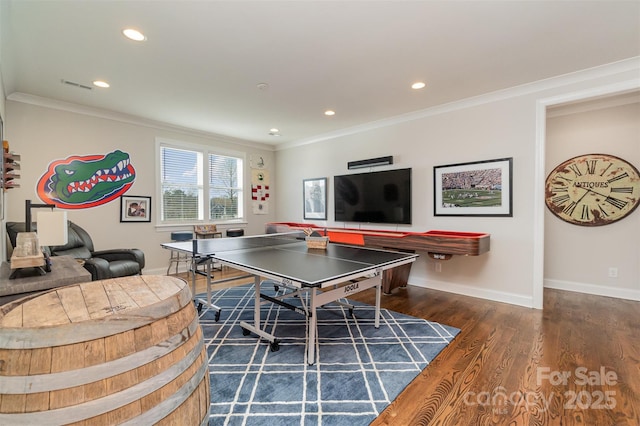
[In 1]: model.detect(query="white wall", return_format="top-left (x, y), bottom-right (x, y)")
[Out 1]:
top-left (4, 98), bottom-right (276, 274)
top-left (544, 100), bottom-right (640, 300)
top-left (275, 59), bottom-right (640, 307)
top-left (4, 59), bottom-right (638, 305)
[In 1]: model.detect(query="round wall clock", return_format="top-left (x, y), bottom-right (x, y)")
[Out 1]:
top-left (545, 153), bottom-right (640, 226)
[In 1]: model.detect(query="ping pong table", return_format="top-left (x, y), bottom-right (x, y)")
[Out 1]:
top-left (161, 232), bottom-right (418, 364)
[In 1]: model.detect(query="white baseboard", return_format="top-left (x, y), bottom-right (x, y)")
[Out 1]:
top-left (544, 279), bottom-right (640, 301)
top-left (143, 266), bottom-right (182, 276)
top-left (408, 277), bottom-right (535, 308)
top-left (140, 272), bottom-right (639, 305)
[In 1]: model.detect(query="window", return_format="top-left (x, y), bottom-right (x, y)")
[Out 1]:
top-left (159, 141), bottom-right (244, 223)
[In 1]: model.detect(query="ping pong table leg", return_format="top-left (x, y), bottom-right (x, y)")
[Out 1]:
top-left (190, 256), bottom-right (197, 304)
top-left (206, 259), bottom-right (212, 312)
top-left (308, 290), bottom-right (318, 365)
top-left (239, 276), bottom-right (281, 351)
top-left (375, 276), bottom-right (381, 329)
top-left (253, 275), bottom-right (261, 331)
top-left (191, 255), bottom-right (221, 321)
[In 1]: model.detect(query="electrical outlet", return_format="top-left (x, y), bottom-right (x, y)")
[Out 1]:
top-left (435, 262), bottom-right (442, 272)
top-left (608, 267), bottom-right (618, 278)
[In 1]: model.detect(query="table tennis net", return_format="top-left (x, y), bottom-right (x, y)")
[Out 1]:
top-left (191, 231), bottom-right (305, 255)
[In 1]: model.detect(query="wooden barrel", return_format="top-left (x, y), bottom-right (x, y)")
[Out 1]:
top-left (0, 275), bottom-right (210, 425)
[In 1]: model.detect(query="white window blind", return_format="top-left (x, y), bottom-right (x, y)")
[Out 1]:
top-left (209, 154), bottom-right (243, 220)
top-left (159, 143), bottom-right (243, 223)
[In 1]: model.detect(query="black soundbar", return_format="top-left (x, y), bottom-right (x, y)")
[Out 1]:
top-left (347, 156), bottom-right (393, 169)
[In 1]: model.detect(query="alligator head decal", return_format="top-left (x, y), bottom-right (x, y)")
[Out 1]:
top-left (37, 150), bottom-right (136, 208)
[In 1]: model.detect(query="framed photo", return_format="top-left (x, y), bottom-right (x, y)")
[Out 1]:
top-left (434, 157), bottom-right (513, 217)
top-left (303, 177), bottom-right (327, 220)
top-left (120, 195), bottom-right (151, 222)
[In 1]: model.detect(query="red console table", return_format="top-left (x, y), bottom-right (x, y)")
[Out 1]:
top-left (266, 222), bottom-right (490, 294)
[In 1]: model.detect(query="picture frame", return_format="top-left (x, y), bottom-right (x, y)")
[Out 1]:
top-left (303, 177), bottom-right (327, 220)
top-left (434, 157), bottom-right (513, 217)
top-left (120, 195), bottom-right (151, 222)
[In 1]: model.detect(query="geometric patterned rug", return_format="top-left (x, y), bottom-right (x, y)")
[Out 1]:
top-left (197, 283), bottom-right (460, 425)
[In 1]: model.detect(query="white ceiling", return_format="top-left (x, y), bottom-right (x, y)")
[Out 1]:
top-left (1, 1), bottom-right (639, 147)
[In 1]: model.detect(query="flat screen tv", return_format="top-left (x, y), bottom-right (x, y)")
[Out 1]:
top-left (334, 168), bottom-right (411, 225)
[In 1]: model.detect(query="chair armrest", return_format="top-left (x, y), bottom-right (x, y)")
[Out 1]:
top-left (82, 257), bottom-right (111, 281)
top-left (92, 249), bottom-right (146, 269)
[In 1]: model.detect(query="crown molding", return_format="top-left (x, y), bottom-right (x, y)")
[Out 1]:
top-left (6, 92), bottom-right (275, 152)
top-left (7, 56), bottom-right (638, 153)
top-left (278, 56), bottom-right (640, 151)
top-left (546, 90), bottom-right (639, 118)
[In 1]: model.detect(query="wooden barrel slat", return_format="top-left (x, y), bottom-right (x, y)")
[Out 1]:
top-left (0, 279), bottom-right (193, 349)
top-left (0, 317), bottom-right (199, 394)
top-left (0, 302), bottom-right (24, 327)
top-left (58, 285), bottom-right (91, 322)
top-left (0, 336), bottom-right (204, 424)
top-left (24, 291), bottom-right (69, 328)
top-left (82, 280), bottom-right (115, 320)
top-left (143, 275), bottom-right (183, 301)
top-left (136, 351), bottom-right (208, 426)
top-left (103, 280), bottom-right (140, 313)
top-left (116, 277), bottom-right (161, 307)
top-left (0, 275), bottom-right (210, 425)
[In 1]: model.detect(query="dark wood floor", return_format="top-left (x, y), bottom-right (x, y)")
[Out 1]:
top-left (183, 270), bottom-right (640, 425)
top-left (352, 285), bottom-right (640, 425)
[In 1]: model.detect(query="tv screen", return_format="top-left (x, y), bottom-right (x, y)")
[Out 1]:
top-left (334, 168), bottom-right (412, 224)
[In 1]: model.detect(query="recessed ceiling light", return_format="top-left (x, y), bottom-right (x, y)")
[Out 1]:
top-left (324, 110), bottom-right (335, 116)
top-left (411, 82), bottom-right (426, 90)
top-left (122, 28), bottom-right (146, 41)
top-left (270, 128), bottom-right (279, 133)
top-left (93, 80), bottom-right (110, 88)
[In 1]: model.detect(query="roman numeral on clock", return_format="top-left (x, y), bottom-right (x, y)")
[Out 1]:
top-left (586, 160), bottom-right (597, 175)
top-left (610, 187), bottom-right (634, 194)
top-left (598, 204), bottom-right (609, 217)
top-left (552, 194), bottom-right (570, 206)
top-left (599, 162), bottom-right (613, 177)
top-left (563, 201), bottom-right (578, 216)
top-left (604, 196), bottom-right (627, 210)
top-left (581, 205), bottom-right (590, 220)
top-left (568, 164), bottom-right (583, 176)
top-left (607, 172), bottom-right (629, 184)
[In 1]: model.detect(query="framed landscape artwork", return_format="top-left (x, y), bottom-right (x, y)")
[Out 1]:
top-left (434, 157), bottom-right (513, 217)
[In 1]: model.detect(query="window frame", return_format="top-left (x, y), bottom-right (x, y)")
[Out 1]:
top-left (156, 138), bottom-right (245, 225)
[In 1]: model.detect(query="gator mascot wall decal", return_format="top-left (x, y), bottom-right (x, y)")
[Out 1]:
top-left (37, 150), bottom-right (136, 208)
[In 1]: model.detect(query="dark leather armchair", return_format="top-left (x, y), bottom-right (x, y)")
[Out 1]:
top-left (6, 221), bottom-right (145, 281)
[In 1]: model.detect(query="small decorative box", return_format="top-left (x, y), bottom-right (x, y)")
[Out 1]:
top-left (305, 236), bottom-right (328, 250)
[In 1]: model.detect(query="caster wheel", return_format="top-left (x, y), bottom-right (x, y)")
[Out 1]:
top-left (274, 285), bottom-right (279, 292)
top-left (349, 308), bottom-right (354, 317)
top-left (270, 340), bottom-right (280, 352)
top-left (197, 302), bottom-right (203, 313)
top-left (214, 310), bottom-right (221, 322)
top-left (242, 327), bottom-right (250, 336)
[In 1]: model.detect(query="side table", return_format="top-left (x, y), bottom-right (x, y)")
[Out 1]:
top-left (0, 256), bottom-right (92, 305)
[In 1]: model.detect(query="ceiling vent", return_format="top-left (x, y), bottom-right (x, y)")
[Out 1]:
top-left (61, 79), bottom-right (93, 90)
